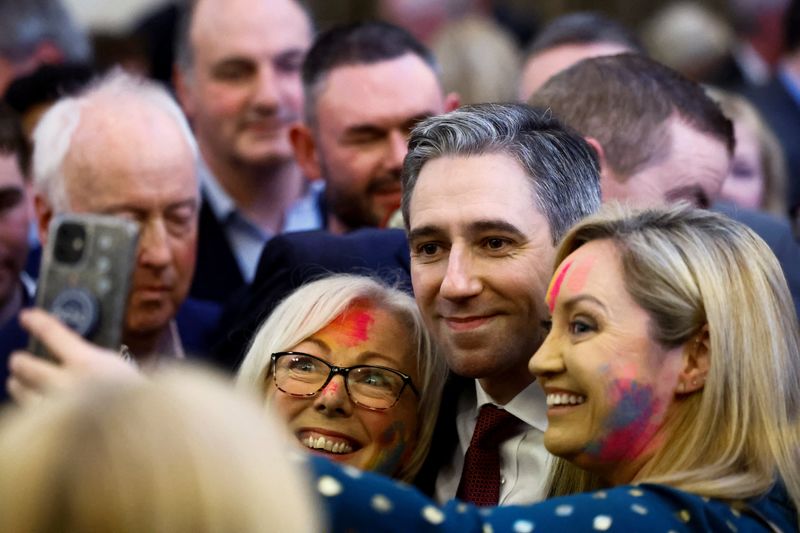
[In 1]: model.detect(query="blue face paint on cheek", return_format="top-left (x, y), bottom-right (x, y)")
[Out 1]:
top-left (364, 421), bottom-right (410, 476)
top-left (585, 380), bottom-right (661, 462)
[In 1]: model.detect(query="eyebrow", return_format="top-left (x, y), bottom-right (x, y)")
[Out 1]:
top-left (292, 339), bottom-right (402, 369)
top-left (343, 112), bottom-right (435, 137)
top-left (101, 198), bottom-right (198, 215)
top-left (560, 294), bottom-right (609, 313)
top-left (408, 219), bottom-right (527, 243)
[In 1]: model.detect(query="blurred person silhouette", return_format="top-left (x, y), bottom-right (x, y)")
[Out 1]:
top-left (518, 11), bottom-right (642, 101)
top-left (0, 0), bottom-right (91, 95)
top-left (432, 15), bottom-right (521, 104)
top-left (0, 366), bottom-right (322, 532)
top-left (707, 86), bottom-right (789, 217)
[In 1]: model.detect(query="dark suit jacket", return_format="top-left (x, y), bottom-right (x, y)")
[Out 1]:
top-left (0, 284), bottom-right (31, 404)
top-left (189, 195), bottom-right (246, 304)
top-left (211, 228), bottom-right (410, 372)
top-left (714, 202), bottom-right (800, 318)
top-left (742, 76), bottom-right (800, 211)
top-left (1, 297), bottom-right (221, 404)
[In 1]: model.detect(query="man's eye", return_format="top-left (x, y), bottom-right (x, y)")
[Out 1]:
top-left (485, 237), bottom-right (509, 250)
top-left (419, 243), bottom-right (440, 256)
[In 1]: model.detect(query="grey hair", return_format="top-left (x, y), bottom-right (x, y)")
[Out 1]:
top-left (31, 69), bottom-right (198, 212)
top-left (401, 103), bottom-right (601, 244)
top-left (0, 0), bottom-right (90, 64)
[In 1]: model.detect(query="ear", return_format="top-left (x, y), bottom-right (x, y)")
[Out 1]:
top-left (289, 123), bottom-right (322, 181)
top-left (173, 65), bottom-right (195, 118)
top-left (34, 193), bottom-right (54, 246)
top-left (443, 92), bottom-right (460, 112)
top-left (675, 326), bottom-right (711, 396)
top-left (585, 136), bottom-right (621, 203)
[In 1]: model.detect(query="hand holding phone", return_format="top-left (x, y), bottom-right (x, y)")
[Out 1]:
top-left (29, 213), bottom-right (140, 358)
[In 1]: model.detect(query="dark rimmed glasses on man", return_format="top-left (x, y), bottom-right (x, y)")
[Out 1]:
top-left (270, 352), bottom-right (419, 411)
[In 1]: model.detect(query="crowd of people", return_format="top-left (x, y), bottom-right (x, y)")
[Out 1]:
top-left (0, 0), bottom-right (799, 531)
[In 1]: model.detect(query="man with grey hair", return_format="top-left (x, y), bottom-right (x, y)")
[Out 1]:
top-left (405, 103), bottom-right (601, 505)
top-left (173, 0), bottom-right (315, 303)
top-left (0, 0), bottom-right (91, 95)
top-left (23, 69), bottom-right (217, 368)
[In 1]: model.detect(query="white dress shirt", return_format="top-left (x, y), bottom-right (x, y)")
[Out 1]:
top-left (434, 380), bottom-right (551, 505)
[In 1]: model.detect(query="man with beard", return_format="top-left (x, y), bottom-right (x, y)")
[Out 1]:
top-left (289, 21), bottom-right (458, 233)
top-left (174, 0), bottom-right (315, 302)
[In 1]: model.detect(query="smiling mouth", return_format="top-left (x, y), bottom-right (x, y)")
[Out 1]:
top-left (297, 431), bottom-right (360, 455)
top-left (546, 393), bottom-right (587, 407)
top-left (443, 315), bottom-right (495, 332)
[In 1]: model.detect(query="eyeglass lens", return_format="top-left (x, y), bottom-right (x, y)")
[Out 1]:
top-left (273, 353), bottom-right (406, 409)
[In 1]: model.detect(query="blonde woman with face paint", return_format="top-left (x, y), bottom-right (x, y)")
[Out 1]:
top-left (302, 205), bottom-right (800, 532)
top-left (236, 274), bottom-right (448, 482)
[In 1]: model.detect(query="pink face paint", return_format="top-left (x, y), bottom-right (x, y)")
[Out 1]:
top-left (327, 305), bottom-right (376, 348)
top-left (322, 381), bottom-right (340, 396)
top-left (586, 378), bottom-right (663, 462)
top-left (565, 255), bottom-right (597, 294)
top-left (546, 260), bottom-right (573, 313)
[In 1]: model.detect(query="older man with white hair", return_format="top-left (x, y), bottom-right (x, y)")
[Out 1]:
top-left (23, 70), bottom-right (218, 368)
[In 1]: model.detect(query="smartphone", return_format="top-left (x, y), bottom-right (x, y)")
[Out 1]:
top-left (29, 213), bottom-right (140, 358)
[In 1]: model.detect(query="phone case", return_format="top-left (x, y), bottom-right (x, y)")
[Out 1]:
top-left (29, 213), bottom-right (140, 358)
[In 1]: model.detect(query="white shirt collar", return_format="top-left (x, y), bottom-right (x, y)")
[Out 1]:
top-left (474, 379), bottom-right (549, 432)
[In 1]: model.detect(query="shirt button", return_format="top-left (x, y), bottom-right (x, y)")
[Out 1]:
top-left (500, 476), bottom-right (506, 485)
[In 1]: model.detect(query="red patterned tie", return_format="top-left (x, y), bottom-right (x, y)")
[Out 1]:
top-left (456, 404), bottom-right (522, 506)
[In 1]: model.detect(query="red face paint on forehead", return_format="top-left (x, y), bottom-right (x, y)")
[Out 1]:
top-left (565, 255), bottom-right (597, 294)
top-left (546, 260), bottom-right (573, 313)
top-left (326, 304), bottom-right (376, 348)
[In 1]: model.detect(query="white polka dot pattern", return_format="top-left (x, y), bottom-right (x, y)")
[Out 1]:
top-left (555, 504), bottom-right (574, 517)
top-left (513, 519), bottom-right (535, 532)
top-left (593, 515), bottom-right (613, 530)
top-left (371, 494), bottom-right (393, 513)
top-left (422, 505), bottom-right (445, 525)
top-left (317, 476), bottom-right (342, 497)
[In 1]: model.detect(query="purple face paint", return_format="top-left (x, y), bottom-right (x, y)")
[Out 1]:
top-left (585, 379), bottom-right (663, 462)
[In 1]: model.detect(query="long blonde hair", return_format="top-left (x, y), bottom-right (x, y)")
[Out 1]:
top-left (236, 274), bottom-right (448, 482)
top-left (545, 204), bottom-right (800, 519)
top-left (0, 367), bottom-right (322, 532)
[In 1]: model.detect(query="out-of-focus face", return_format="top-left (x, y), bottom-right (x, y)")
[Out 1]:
top-left (179, 0), bottom-right (311, 170)
top-left (269, 303), bottom-right (420, 477)
top-left (719, 121), bottom-right (765, 211)
top-left (602, 118), bottom-right (731, 208)
top-left (519, 42), bottom-right (632, 101)
top-left (0, 153), bottom-right (29, 310)
top-left (408, 153), bottom-right (553, 404)
top-left (312, 53), bottom-right (446, 233)
top-left (59, 104), bottom-right (198, 342)
top-left (530, 239), bottom-right (684, 484)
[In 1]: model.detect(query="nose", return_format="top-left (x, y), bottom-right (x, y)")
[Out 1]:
top-left (529, 328), bottom-right (565, 378)
top-left (313, 375), bottom-right (353, 417)
top-left (138, 218), bottom-right (172, 269)
top-left (252, 66), bottom-right (280, 110)
top-left (439, 244), bottom-right (482, 301)
top-left (385, 129), bottom-right (408, 171)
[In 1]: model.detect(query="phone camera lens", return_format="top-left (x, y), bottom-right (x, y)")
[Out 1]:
top-left (54, 222), bottom-right (87, 264)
